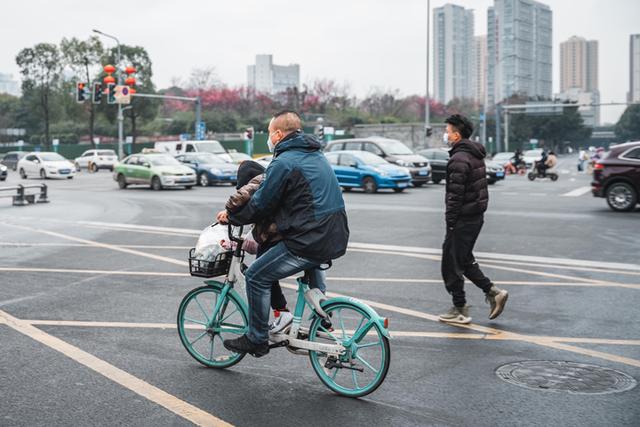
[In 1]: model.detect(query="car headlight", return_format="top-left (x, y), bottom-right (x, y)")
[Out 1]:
top-left (210, 168), bottom-right (222, 175)
top-left (0, 165), bottom-right (6, 172)
top-left (395, 160), bottom-right (411, 167)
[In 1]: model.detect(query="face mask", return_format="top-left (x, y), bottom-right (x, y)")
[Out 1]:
top-left (442, 132), bottom-right (449, 144)
top-left (267, 137), bottom-right (275, 153)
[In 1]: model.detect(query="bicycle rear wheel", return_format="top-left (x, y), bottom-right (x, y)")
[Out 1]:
top-left (308, 302), bottom-right (390, 397)
top-left (177, 285), bottom-right (248, 368)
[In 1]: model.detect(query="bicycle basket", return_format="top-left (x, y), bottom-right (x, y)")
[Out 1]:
top-left (188, 248), bottom-right (233, 278)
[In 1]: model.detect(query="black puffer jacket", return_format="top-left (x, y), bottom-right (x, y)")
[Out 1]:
top-left (445, 139), bottom-right (489, 228)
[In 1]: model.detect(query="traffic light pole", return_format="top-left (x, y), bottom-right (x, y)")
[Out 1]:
top-left (425, 0), bottom-right (431, 144)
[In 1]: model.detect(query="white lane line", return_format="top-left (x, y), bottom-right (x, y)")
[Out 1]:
top-left (9, 224), bottom-right (640, 368)
top-left (0, 242), bottom-right (191, 250)
top-left (26, 219), bottom-right (640, 272)
top-left (0, 309), bottom-right (232, 427)
top-left (4, 267), bottom-right (637, 289)
top-left (562, 186), bottom-right (592, 197)
top-left (25, 319), bottom-right (640, 346)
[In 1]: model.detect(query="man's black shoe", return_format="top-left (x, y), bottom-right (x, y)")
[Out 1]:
top-left (223, 334), bottom-right (269, 357)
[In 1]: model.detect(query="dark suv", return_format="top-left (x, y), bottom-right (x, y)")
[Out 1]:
top-left (1, 151), bottom-right (27, 171)
top-left (592, 141), bottom-right (640, 212)
top-left (325, 137), bottom-right (431, 186)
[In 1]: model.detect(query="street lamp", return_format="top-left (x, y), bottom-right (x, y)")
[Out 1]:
top-left (425, 0), bottom-right (431, 145)
top-left (93, 29), bottom-right (125, 160)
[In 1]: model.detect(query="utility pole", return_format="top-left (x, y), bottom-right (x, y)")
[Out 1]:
top-left (425, 0), bottom-right (431, 145)
top-left (93, 29), bottom-right (124, 159)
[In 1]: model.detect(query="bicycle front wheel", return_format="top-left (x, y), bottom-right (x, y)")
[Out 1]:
top-left (308, 302), bottom-right (391, 397)
top-left (177, 285), bottom-right (248, 369)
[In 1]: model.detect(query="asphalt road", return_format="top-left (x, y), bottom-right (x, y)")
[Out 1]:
top-left (1, 156), bottom-right (639, 426)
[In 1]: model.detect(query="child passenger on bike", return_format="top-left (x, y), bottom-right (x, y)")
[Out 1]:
top-left (219, 160), bottom-right (324, 334)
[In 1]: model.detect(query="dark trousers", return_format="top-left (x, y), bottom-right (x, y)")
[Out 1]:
top-left (441, 219), bottom-right (492, 307)
top-left (256, 243), bottom-right (288, 311)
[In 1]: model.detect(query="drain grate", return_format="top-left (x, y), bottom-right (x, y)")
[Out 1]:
top-left (496, 361), bottom-right (637, 395)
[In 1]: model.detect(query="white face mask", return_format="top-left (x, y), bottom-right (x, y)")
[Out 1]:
top-left (267, 137), bottom-right (275, 153)
top-left (443, 132), bottom-right (449, 144)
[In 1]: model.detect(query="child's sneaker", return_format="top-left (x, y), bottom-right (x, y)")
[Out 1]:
top-left (269, 310), bottom-right (293, 334)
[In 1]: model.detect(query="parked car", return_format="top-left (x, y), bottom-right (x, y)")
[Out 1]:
top-left (485, 160), bottom-right (506, 184)
top-left (325, 137), bottom-right (431, 186)
top-left (0, 164), bottom-right (7, 181)
top-left (325, 150), bottom-right (412, 193)
top-left (1, 151), bottom-right (27, 171)
top-left (175, 152), bottom-right (238, 187)
top-left (227, 152), bottom-right (253, 164)
top-left (591, 141), bottom-right (640, 212)
top-left (254, 155), bottom-right (273, 169)
top-left (523, 149), bottom-right (544, 168)
top-left (113, 153), bottom-right (196, 190)
top-left (17, 152), bottom-right (76, 180)
top-left (416, 148), bottom-right (449, 184)
top-left (74, 149), bottom-right (118, 172)
top-left (154, 140), bottom-right (232, 163)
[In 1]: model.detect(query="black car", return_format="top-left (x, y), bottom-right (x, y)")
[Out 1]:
top-left (592, 141), bottom-right (640, 212)
top-left (1, 151), bottom-right (27, 171)
top-left (325, 137), bottom-right (431, 186)
top-left (417, 148), bottom-right (449, 184)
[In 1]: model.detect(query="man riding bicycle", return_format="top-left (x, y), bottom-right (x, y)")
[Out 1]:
top-left (216, 110), bottom-right (349, 357)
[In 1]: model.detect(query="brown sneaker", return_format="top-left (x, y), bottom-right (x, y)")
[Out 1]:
top-left (438, 305), bottom-right (471, 324)
top-left (485, 286), bottom-right (508, 320)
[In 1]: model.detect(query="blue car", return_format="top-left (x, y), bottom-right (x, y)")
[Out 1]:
top-left (325, 151), bottom-right (412, 193)
top-left (175, 152), bottom-right (238, 186)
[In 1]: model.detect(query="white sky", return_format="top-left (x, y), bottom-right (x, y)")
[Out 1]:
top-left (1, 0), bottom-right (639, 124)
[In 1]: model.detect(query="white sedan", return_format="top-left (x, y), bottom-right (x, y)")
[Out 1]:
top-left (74, 149), bottom-right (118, 172)
top-left (18, 152), bottom-right (76, 180)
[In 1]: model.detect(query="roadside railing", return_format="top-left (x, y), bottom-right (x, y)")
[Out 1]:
top-left (0, 184), bottom-right (50, 206)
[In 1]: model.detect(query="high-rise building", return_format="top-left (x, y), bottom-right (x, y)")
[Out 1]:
top-left (560, 36), bottom-right (598, 93)
top-left (433, 4), bottom-right (475, 104)
top-left (487, 0), bottom-right (553, 105)
top-left (247, 54), bottom-right (300, 95)
top-left (0, 73), bottom-right (20, 97)
top-left (475, 35), bottom-right (487, 103)
top-left (630, 34), bottom-right (640, 103)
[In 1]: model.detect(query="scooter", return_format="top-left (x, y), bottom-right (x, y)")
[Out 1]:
top-left (528, 163), bottom-right (558, 181)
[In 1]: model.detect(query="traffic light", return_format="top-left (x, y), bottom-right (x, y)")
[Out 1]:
top-left (107, 83), bottom-right (116, 104)
top-left (244, 127), bottom-right (253, 140)
top-left (426, 126), bottom-right (433, 137)
top-left (76, 82), bottom-right (87, 103)
top-left (92, 83), bottom-right (102, 104)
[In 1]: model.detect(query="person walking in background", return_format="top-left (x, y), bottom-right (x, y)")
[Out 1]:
top-left (438, 114), bottom-right (509, 325)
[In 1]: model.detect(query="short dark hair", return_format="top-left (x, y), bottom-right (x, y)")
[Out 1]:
top-left (272, 110), bottom-right (302, 132)
top-left (444, 114), bottom-right (474, 139)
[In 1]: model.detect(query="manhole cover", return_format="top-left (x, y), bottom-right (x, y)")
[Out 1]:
top-left (496, 361), bottom-right (637, 395)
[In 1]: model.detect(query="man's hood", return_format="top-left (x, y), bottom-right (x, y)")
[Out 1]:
top-left (274, 131), bottom-right (322, 157)
top-left (451, 139), bottom-right (486, 160)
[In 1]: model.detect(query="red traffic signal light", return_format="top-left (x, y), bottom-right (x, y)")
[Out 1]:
top-left (76, 82), bottom-right (87, 103)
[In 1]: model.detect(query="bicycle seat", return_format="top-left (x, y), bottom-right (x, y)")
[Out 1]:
top-left (304, 288), bottom-right (328, 318)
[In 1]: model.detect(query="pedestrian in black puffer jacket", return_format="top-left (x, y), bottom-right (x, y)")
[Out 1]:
top-left (438, 114), bottom-right (509, 325)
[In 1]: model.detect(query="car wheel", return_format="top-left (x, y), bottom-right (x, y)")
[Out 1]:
top-left (74, 162), bottom-right (81, 172)
top-left (67, 176), bottom-right (74, 180)
top-left (19, 168), bottom-right (27, 179)
top-left (117, 174), bottom-right (128, 189)
top-left (342, 186), bottom-right (352, 192)
top-left (413, 182), bottom-right (425, 187)
top-left (12, 165), bottom-right (17, 171)
top-left (606, 182), bottom-right (637, 212)
top-left (362, 177), bottom-right (377, 194)
top-left (488, 179), bottom-right (496, 185)
top-left (393, 188), bottom-right (405, 193)
top-left (40, 169), bottom-right (46, 179)
top-left (432, 178), bottom-right (441, 184)
top-left (199, 173), bottom-right (210, 187)
top-left (89, 162), bottom-right (99, 173)
top-left (151, 176), bottom-right (163, 191)
top-left (185, 185), bottom-right (193, 190)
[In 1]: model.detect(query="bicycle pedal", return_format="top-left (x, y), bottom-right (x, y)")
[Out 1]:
top-left (268, 340), bottom-right (289, 349)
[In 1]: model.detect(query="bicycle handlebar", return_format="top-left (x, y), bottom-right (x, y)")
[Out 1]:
top-left (227, 223), bottom-right (244, 244)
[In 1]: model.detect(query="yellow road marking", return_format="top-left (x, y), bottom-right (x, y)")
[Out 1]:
top-left (23, 319), bottom-right (640, 346)
top-left (7, 224), bottom-right (639, 368)
top-left (0, 309), bottom-right (232, 426)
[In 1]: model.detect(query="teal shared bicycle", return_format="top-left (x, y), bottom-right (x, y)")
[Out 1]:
top-left (177, 224), bottom-right (391, 397)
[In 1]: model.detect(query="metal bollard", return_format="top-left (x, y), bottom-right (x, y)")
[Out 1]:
top-left (12, 185), bottom-right (28, 206)
top-left (37, 183), bottom-right (50, 203)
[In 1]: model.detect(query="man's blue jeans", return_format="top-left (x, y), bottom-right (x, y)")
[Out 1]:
top-left (244, 241), bottom-right (325, 344)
